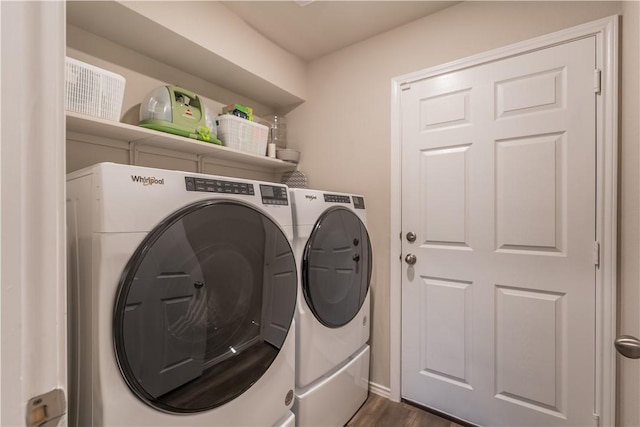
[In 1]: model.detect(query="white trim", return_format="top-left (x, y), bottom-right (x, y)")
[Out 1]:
top-left (390, 15), bottom-right (618, 425)
top-left (0, 2), bottom-right (67, 425)
top-left (0, 3), bottom-right (3, 422)
top-left (368, 381), bottom-right (391, 399)
top-left (389, 78), bottom-right (403, 403)
top-left (593, 16), bottom-right (618, 426)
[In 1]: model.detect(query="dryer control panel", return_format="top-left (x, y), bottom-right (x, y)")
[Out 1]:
top-left (324, 194), bottom-right (350, 204)
top-left (352, 196), bottom-right (366, 209)
top-left (323, 193), bottom-right (366, 209)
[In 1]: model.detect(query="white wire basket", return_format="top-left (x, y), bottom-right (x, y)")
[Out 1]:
top-left (65, 57), bottom-right (126, 121)
top-left (217, 114), bottom-right (268, 155)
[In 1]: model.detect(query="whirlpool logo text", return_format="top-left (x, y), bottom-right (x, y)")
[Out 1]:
top-left (131, 175), bottom-right (165, 186)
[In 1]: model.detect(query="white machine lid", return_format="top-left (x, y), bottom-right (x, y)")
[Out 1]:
top-left (68, 162), bottom-right (293, 233)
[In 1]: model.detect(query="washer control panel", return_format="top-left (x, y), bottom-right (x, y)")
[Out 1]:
top-left (185, 177), bottom-right (255, 195)
top-left (260, 184), bottom-right (289, 206)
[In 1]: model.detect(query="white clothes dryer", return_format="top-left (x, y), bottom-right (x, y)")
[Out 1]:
top-left (289, 189), bottom-right (372, 427)
top-left (66, 163), bottom-right (297, 427)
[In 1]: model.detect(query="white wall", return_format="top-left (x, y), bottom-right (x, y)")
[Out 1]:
top-left (288, 3), bottom-right (638, 424)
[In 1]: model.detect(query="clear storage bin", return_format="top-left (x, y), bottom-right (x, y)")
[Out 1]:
top-left (217, 114), bottom-right (268, 155)
top-left (65, 57), bottom-right (126, 121)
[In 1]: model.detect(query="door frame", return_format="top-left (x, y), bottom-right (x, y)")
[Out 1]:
top-left (389, 15), bottom-right (618, 426)
top-left (1, 1), bottom-right (67, 425)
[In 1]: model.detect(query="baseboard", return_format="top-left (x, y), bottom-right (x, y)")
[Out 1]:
top-left (368, 381), bottom-right (391, 399)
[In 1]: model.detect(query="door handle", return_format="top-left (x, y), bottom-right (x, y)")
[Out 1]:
top-left (405, 254), bottom-right (417, 265)
top-left (614, 335), bottom-right (640, 359)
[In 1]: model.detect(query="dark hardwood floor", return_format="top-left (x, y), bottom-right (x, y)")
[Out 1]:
top-left (346, 393), bottom-right (464, 427)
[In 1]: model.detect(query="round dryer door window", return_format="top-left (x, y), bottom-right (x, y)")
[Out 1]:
top-left (113, 200), bottom-right (297, 414)
top-left (302, 207), bottom-right (372, 328)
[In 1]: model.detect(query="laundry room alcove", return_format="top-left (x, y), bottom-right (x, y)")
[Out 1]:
top-left (65, 0), bottom-right (306, 182)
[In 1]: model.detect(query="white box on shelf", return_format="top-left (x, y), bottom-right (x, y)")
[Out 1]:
top-left (217, 114), bottom-right (268, 156)
top-left (65, 57), bottom-right (125, 122)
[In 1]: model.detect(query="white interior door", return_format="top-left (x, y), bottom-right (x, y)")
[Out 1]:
top-left (1, 1), bottom-right (67, 425)
top-left (401, 36), bottom-right (597, 426)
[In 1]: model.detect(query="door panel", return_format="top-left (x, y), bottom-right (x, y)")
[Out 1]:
top-left (494, 286), bottom-right (565, 413)
top-left (421, 146), bottom-right (470, 247)
top-left (401, 36), bottom-right (596, 426)
top-left (496, 133), bottom-right (564, 252)
top-left (420, 277), bottom-right (472, 385)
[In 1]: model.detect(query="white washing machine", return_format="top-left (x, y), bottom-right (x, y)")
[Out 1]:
top-left (66, 162), bottom-right (297, 427)
top-left (289, 189), bottom-right (372, 427)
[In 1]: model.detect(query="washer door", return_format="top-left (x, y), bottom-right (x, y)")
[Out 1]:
top-left (302, 207), bottom-right (372, 328)
top-left (113, 200), bottom-right (297, 414)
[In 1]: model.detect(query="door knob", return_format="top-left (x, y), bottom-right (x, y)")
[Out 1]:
top-left (405, 254), bottom-right (417, 265)
top-left (615, 335), bottom-right (640, 359)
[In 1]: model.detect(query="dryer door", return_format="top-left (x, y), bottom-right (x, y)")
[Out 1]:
top-left (302, 207), bottom-right (372, 328)
top-left (113, 200), bottom-right (297, 414)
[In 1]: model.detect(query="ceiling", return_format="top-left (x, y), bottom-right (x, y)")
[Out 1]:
top-left (221, 1), bottom-right (457, 62)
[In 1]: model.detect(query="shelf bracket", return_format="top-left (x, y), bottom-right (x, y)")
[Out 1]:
top-left (128, 141), bottom-right (139, 165)
top-left (197, 155), bottom-right (206, 174)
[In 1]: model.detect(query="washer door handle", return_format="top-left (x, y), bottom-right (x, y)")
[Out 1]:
top-left (194, 281), bottom-right (205, 289)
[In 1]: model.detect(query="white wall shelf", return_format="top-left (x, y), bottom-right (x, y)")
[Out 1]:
top-left (66, 1), bottom-right (305, 110)
top-left (66, 112), bottom-right (296, 172)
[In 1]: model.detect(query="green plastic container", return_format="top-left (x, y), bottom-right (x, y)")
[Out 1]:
top-left (139, 85), bottom-right (221, 144)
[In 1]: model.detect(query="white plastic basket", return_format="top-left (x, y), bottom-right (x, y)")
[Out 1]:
top-left (65, 57), bottom-right (126, 121)
top-left (217, 114), bottom-right (268, 155)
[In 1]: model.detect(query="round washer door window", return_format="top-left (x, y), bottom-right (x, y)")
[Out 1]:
top-left (302, 207), bottom-right (372, 328)
top-left (113, 200), bottom-right (297, 414)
